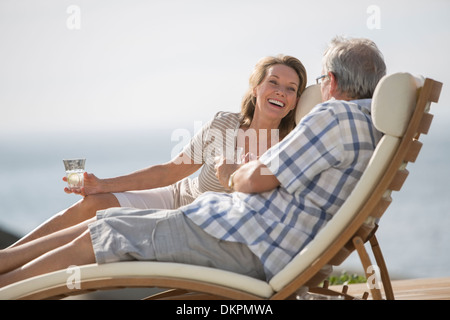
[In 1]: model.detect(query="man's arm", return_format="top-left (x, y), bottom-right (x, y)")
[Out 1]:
top-left (231, 160), bottom-right (280, 193)
top-left (215, 157), bottom-right (280, 194)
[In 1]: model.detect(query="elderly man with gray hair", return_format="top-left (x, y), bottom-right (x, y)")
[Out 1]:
top-left (0, 36), bottom-right (387, 287)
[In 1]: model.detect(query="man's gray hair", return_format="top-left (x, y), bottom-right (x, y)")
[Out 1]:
top-left (322, 36), bottom-right (386, 99)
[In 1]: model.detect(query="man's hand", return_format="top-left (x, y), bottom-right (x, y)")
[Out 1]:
top-left (214, 154), bottom-right (280, 193)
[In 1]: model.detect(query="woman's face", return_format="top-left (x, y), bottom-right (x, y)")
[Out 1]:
top-left (253, 64), bottom-right (300, 123)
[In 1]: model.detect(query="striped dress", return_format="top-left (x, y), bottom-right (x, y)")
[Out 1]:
top-left (172, 111), bottom-right (242, 208)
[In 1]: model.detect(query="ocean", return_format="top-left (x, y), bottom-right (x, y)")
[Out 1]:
top-left (1, 125), bottom-right (449, 280)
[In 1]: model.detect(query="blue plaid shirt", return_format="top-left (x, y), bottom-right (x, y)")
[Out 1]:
top-left (181, 99), bottom-right (382, 280)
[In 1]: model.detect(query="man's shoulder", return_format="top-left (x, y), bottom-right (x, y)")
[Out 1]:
top-left (311, 99), bottom-right (372, 118)
top-left (318, 98), bottom-right (371, 109)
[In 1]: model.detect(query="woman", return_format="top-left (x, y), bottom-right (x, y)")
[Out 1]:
top-left (10, 55), bottom-right (307, 247)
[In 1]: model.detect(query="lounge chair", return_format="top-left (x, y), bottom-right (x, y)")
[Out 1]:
top-left (0, 73), bottom-right (442, 300)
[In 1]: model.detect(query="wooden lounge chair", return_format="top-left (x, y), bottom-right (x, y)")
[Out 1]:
top-left (0, 73), bottom-right (442, 300)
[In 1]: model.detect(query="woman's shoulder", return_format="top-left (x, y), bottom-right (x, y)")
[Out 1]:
top-left (211, 111), bottom-right (242, 128)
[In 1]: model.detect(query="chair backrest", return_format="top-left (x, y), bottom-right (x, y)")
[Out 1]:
top-left (269, 73), bottom-right (442, 297)
top-left (294, 84), bottom-right (322, 124)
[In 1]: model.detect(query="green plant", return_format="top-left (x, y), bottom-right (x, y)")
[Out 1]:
top-left (326, 272), bottom-right (367, 285)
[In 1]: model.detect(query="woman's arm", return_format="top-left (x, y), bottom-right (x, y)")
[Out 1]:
top-left (66, 152), bottom-right (202, 196)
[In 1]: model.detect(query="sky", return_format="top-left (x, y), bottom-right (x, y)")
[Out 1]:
top-left (1, 0), bottom-right (449, 135)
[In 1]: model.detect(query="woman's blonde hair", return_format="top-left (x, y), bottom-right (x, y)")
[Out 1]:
top-left (241, 55), bottom-right (307, 137)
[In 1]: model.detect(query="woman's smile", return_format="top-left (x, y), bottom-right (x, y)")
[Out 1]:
top-left (267, 98), bottom-right (285, 108)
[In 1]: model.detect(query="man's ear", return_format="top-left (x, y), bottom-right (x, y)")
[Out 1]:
top-left (328, 71), bottom-right (339, 96)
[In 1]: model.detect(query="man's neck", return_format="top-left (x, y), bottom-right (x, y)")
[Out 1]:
top-left (332, 92), bottom-right (354, 101)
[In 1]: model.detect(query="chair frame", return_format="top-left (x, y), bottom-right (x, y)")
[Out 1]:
top-left (0, 77), bottom-right (442, 300)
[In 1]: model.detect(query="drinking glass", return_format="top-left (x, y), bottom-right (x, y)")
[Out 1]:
top-left (63, 158), bottom-right (86, 191)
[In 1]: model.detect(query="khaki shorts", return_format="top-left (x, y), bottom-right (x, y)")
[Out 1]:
top-left (88, 207), bottom-right (266, 280)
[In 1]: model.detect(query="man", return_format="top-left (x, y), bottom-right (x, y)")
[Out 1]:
top-left (188, 36), bottom-right (386, 279)
top-left (0, 37), bottom-right (386, 287)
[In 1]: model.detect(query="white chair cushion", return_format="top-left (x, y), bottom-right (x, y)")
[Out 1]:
top-left (295, 84), bottom-right (322, 124)
top-left (372, 73), bottom-right (424, 137)
top-left (0, 261), bottom-right (274, 300)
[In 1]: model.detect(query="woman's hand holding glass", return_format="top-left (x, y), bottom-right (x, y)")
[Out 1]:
top-left (63, 172), bottom-right (103, 196)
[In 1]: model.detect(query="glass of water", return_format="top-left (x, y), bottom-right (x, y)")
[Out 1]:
top-left (63, 158), bottom-right (86, 191)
